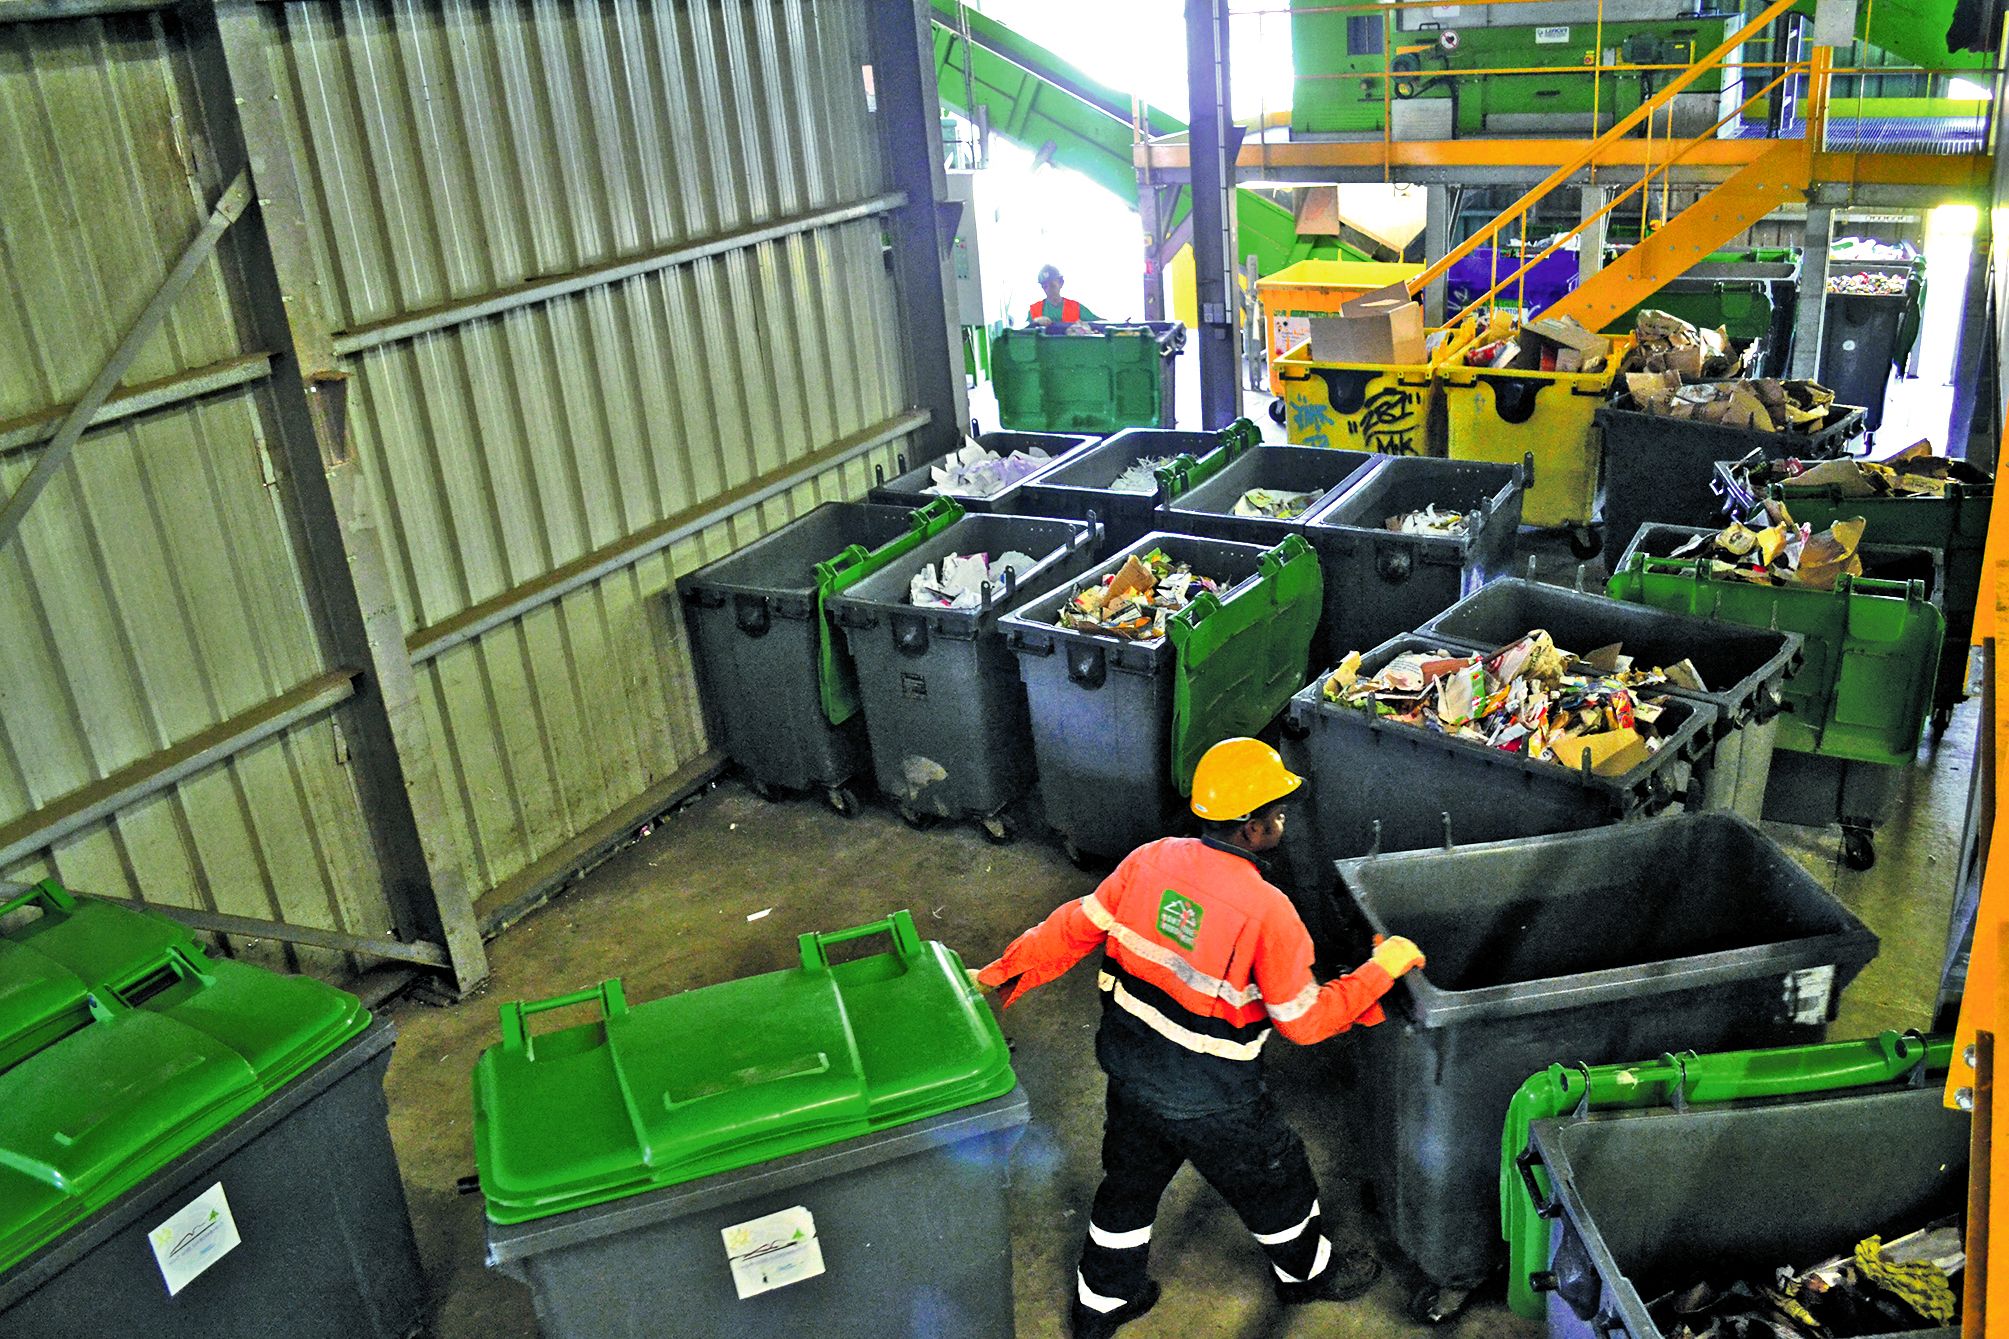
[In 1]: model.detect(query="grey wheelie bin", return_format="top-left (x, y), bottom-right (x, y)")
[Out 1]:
top-left (1153, 443), bottom-right (1379, 547)
top-left (1302, 455), bottom-right (1526, 662)
top-left (475, 912), bottom-right (1027, 1339)
top-left (680, 499), bottom-right (960, 813)
top-left (0, 881), bottom-right (422, 1339)
top-left (1420, 579), bottom-right (1801, 822)
top-left (1327, 815), bottom-right (1878, 1324)
top-left (1528, 1084), bottom-right (1965, 1338)
top-left (1002, 533), bottom-right (1323, 864)
top-left (868, 431), bottom-right (1096, 514)
top-left (1279, 634), bottom-right (1715, 895)
top-left (1014, 420), bottom-right (1260, 552)
top-left (1595, 400), bottom-right (1864, 571)
top-left (830, 512), bottom-right (1099, 839)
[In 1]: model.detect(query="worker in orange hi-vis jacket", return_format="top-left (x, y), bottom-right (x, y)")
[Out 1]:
top-left (975, 737), bottom-right (1426, 1339)
top-left (1028, 263), bottom-right (1100, 326)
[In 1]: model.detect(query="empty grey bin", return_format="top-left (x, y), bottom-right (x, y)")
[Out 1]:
top-left (830, 513), bottom-right (1098, 836)
top-left (1328, 815), bottom-right (1878, 1322)
top-left (1530, 1085), bottom-right (1964, 1338)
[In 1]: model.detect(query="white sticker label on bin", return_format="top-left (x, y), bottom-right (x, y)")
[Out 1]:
top-left (148, 1182), bottom-right (241, 1297)
top-left (1785, 964), bottom-right (1836, 1024)
top-left (1534, 25), bottom-right (1572, 42)
top-left (722, 1205), bottom-right (826, 1300)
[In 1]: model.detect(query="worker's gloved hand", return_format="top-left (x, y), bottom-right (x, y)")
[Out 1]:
top-left (1031, 316), bottom-right (1052, 326)
top-left (967, 967), bottom-right (992, 993)
top-left (1370, 934), bottom-right (1426, 979)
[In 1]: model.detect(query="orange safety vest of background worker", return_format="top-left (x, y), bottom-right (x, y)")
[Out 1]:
top-left (1029, 263), bottom-right (1099, 326)
top-left (975, 737), bottom-right (1426, 1339)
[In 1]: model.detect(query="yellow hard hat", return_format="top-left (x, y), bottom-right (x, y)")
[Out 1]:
top-left (1190, 737), bottom-right (1303, 821)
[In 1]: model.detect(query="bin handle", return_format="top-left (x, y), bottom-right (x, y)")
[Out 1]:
top-left (734, 594), bottom-right (771, 637)
top-left (1519, 450), bottom-right (1536, 491)
top-left (893, 613), bottom-right (930, 656)
top-left (0, 877), bottom-right (77, 921)
top-left (499, 980), bottom-right (631, 1056)
top-left (799, 910), bottom-right (924, 972)
top-left (1513, 1144), bottom-right (1558, 1218)
top-left (106, 942), bottom-right (216, 1010)
top-left (1375, 546), bottom-right (1414, 585)
top-left (1067, 642), bottom-right (1109, 688)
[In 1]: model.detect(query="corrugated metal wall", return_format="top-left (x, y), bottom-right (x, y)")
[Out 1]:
top-left (0, 0), bottom-right (930, 969)
top-left (0, 11), bottom-right (386, 974)
top-left (256, 0), bottom-right (919, 905)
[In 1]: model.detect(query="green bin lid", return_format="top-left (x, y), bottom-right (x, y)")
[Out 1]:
top-left (0, 881), bottom-right (198, 1067)
top-left (0, 940), bottom-right (369, 1272)
top-left (472, 911), bottom-right (1015, 1224)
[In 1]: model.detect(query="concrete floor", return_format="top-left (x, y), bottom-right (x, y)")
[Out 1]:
top-left (379, 664), bottom-right (1975, 1338)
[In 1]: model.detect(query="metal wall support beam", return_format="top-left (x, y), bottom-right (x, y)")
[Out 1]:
top-left (1137, 174), bottom-right (1168, 322)
top-left (866, 0), bottom-right (968, 450)
top-left (0, 352), bottom-right (271, 459)
top-left (96, 896), bottom-right (451, 969)
top-left (0, 170), bottom-right (251, 553)
top-left (0, 670), bottom-right (356, 873)
top-left (1422, 185), bottom-right (1452, 325)
top-left (1952, 214), bottom-right (1995, 462)
top-left (331, 194), bottom-right (904, 357)
top-left (182, 0), bottom-right (488, 994)
top-left (1789, 204), bottom-right (1836, 379)
top-left (1577, 184), bottom-right (1611, 290)
top-left (1185, 0), bottom-right (1238, 428)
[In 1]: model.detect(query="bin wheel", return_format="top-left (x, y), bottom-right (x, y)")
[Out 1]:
top-left (827, 786), bottom-right (861, 818)
top-left (1932, 704), bottom-right (1954, 734)
top-left (980, 815), bottom-right (1013, 845)
top-left (1567, 526), bottom-right (1602, 560)
top-left (898, 804), bottom-right (936, 831)
top-left (1268, 397), bottom-right (1287, 425)
top-left (1407, 1283), bottom-right (1473, 1325)
top-left (746, 779), bottom-right (785, 803)
top-left (1842, 826), bottom-right (1876, 871)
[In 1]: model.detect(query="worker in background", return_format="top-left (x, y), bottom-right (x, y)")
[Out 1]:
top-left (1028, 263), bottom-right (1099, 326)
top-left (975, 738), bottom-right (1425, 1339)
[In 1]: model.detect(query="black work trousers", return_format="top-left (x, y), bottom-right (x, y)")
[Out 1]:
top-left (1074, 1081), bottom-right (1330, 1314)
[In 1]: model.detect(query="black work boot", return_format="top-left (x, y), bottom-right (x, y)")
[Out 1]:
top-left (1276, 1244), bottom-right (1382, 1305)
top-left (1071, 1278), bottom-right (1162, 1339)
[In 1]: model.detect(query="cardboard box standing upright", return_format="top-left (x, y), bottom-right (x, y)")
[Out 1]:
top-left (1308, 282), bottom-right (1428, 365)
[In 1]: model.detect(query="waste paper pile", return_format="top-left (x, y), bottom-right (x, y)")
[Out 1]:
top-left (925, 440), bottom-right (1053, 496)
top-left (907, 550), bottom-right (1040, 609)
top-left (1057, 548), bottom-right (1223, 643)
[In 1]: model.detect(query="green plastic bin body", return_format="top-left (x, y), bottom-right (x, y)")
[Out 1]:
top-left (1531, 1085), bottom-right (1964, 1338)
top-left (1002, 533), bottom-right (1324, 860)
top-left (1607, 524), bottom-right (1945, 766)
top-left (1753, 474), bottom-right (1992, 724)
top-left (1500, 1030), bottom-right (1950, 1318)
top-left (992, 322), bottom-right (1185, 434)
top-left (1327, 815), bottom-right (1877, 1299)
top-left (830, 513), bottom-right (1099, 822)
top-left (474, 913), bottom-right (1027, 1339)
top-left (680, 500), bottom-right (961, 796)
top-left (0, 884), bottom-right (416, 1339)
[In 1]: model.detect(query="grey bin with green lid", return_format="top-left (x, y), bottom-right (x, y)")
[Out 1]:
top-left (475, 911), bottom-right (1028, 1339)
top-left (0, 881), bottom-right (421, 1339)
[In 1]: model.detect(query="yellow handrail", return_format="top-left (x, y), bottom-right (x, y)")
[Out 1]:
top-left (1407, 0), bottom-right (1805, 297)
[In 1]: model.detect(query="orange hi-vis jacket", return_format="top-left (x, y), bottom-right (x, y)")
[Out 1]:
top-left (1030, 297), bottom-right (1082, 323)
top-left (977, 838), bottom-right (1392, 1073)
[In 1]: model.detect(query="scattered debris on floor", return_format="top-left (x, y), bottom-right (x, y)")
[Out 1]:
top-left (1231, 487), bottom-right (1319, 520)
top-left (1649, 1219), bottom-right (1962, 1337)
top-left (1667, 515), bottom-right (1867, 589)
top-left (1111, 455), bottom-right (1179, 494)
top-left (908, 551), bottom-right (1041, 608)
top-left (1322, 629), bottom-right (1681, 775)
top-left (926, 440), bottom-right (1054, 496)
top-left (1058, 548), bottom-right (1222, 643)
top-left (1387, 504), bottom-right (1470, 535)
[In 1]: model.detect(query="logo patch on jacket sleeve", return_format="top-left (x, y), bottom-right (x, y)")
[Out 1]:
top-left (1156, 890), bottom-right (1204, 949)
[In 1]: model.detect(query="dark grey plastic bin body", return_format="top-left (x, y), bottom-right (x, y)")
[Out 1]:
top-left (1014, 428), bottom-right (1235, 553)
top-left (868, 431), bottom-right (1096, 514)
top-left (1329, 815), bottom-right (1879, 1295)
top-left (487, 1088), bottom-right (1029, 1339)
top-left (1302, 457), bottom-right (1525, 662)
top-left (1762, 747), bottom-right (1904, 830)
top-left (1154, 444), bottom-right (1379, 547)
top-left (1002, 532), bottom-right (1279, 860)
top-left (1595, 402), bottom-right (1864, 570)
top-left (1532, 1087), bottom-right (1963, 1339)
top-left (681, 502), bottom-right (923, 794)
top-left (1279, 634), bottom-right (1715, 891)
top-left (0, 1020), bottom-right (423, 1339)
top-left (1419, 578), bottom-right (1802, 823)
top-left (831, 514), bottom-right (1098, 822)
top-left (1819, 288), bottom-right (1908, 432)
